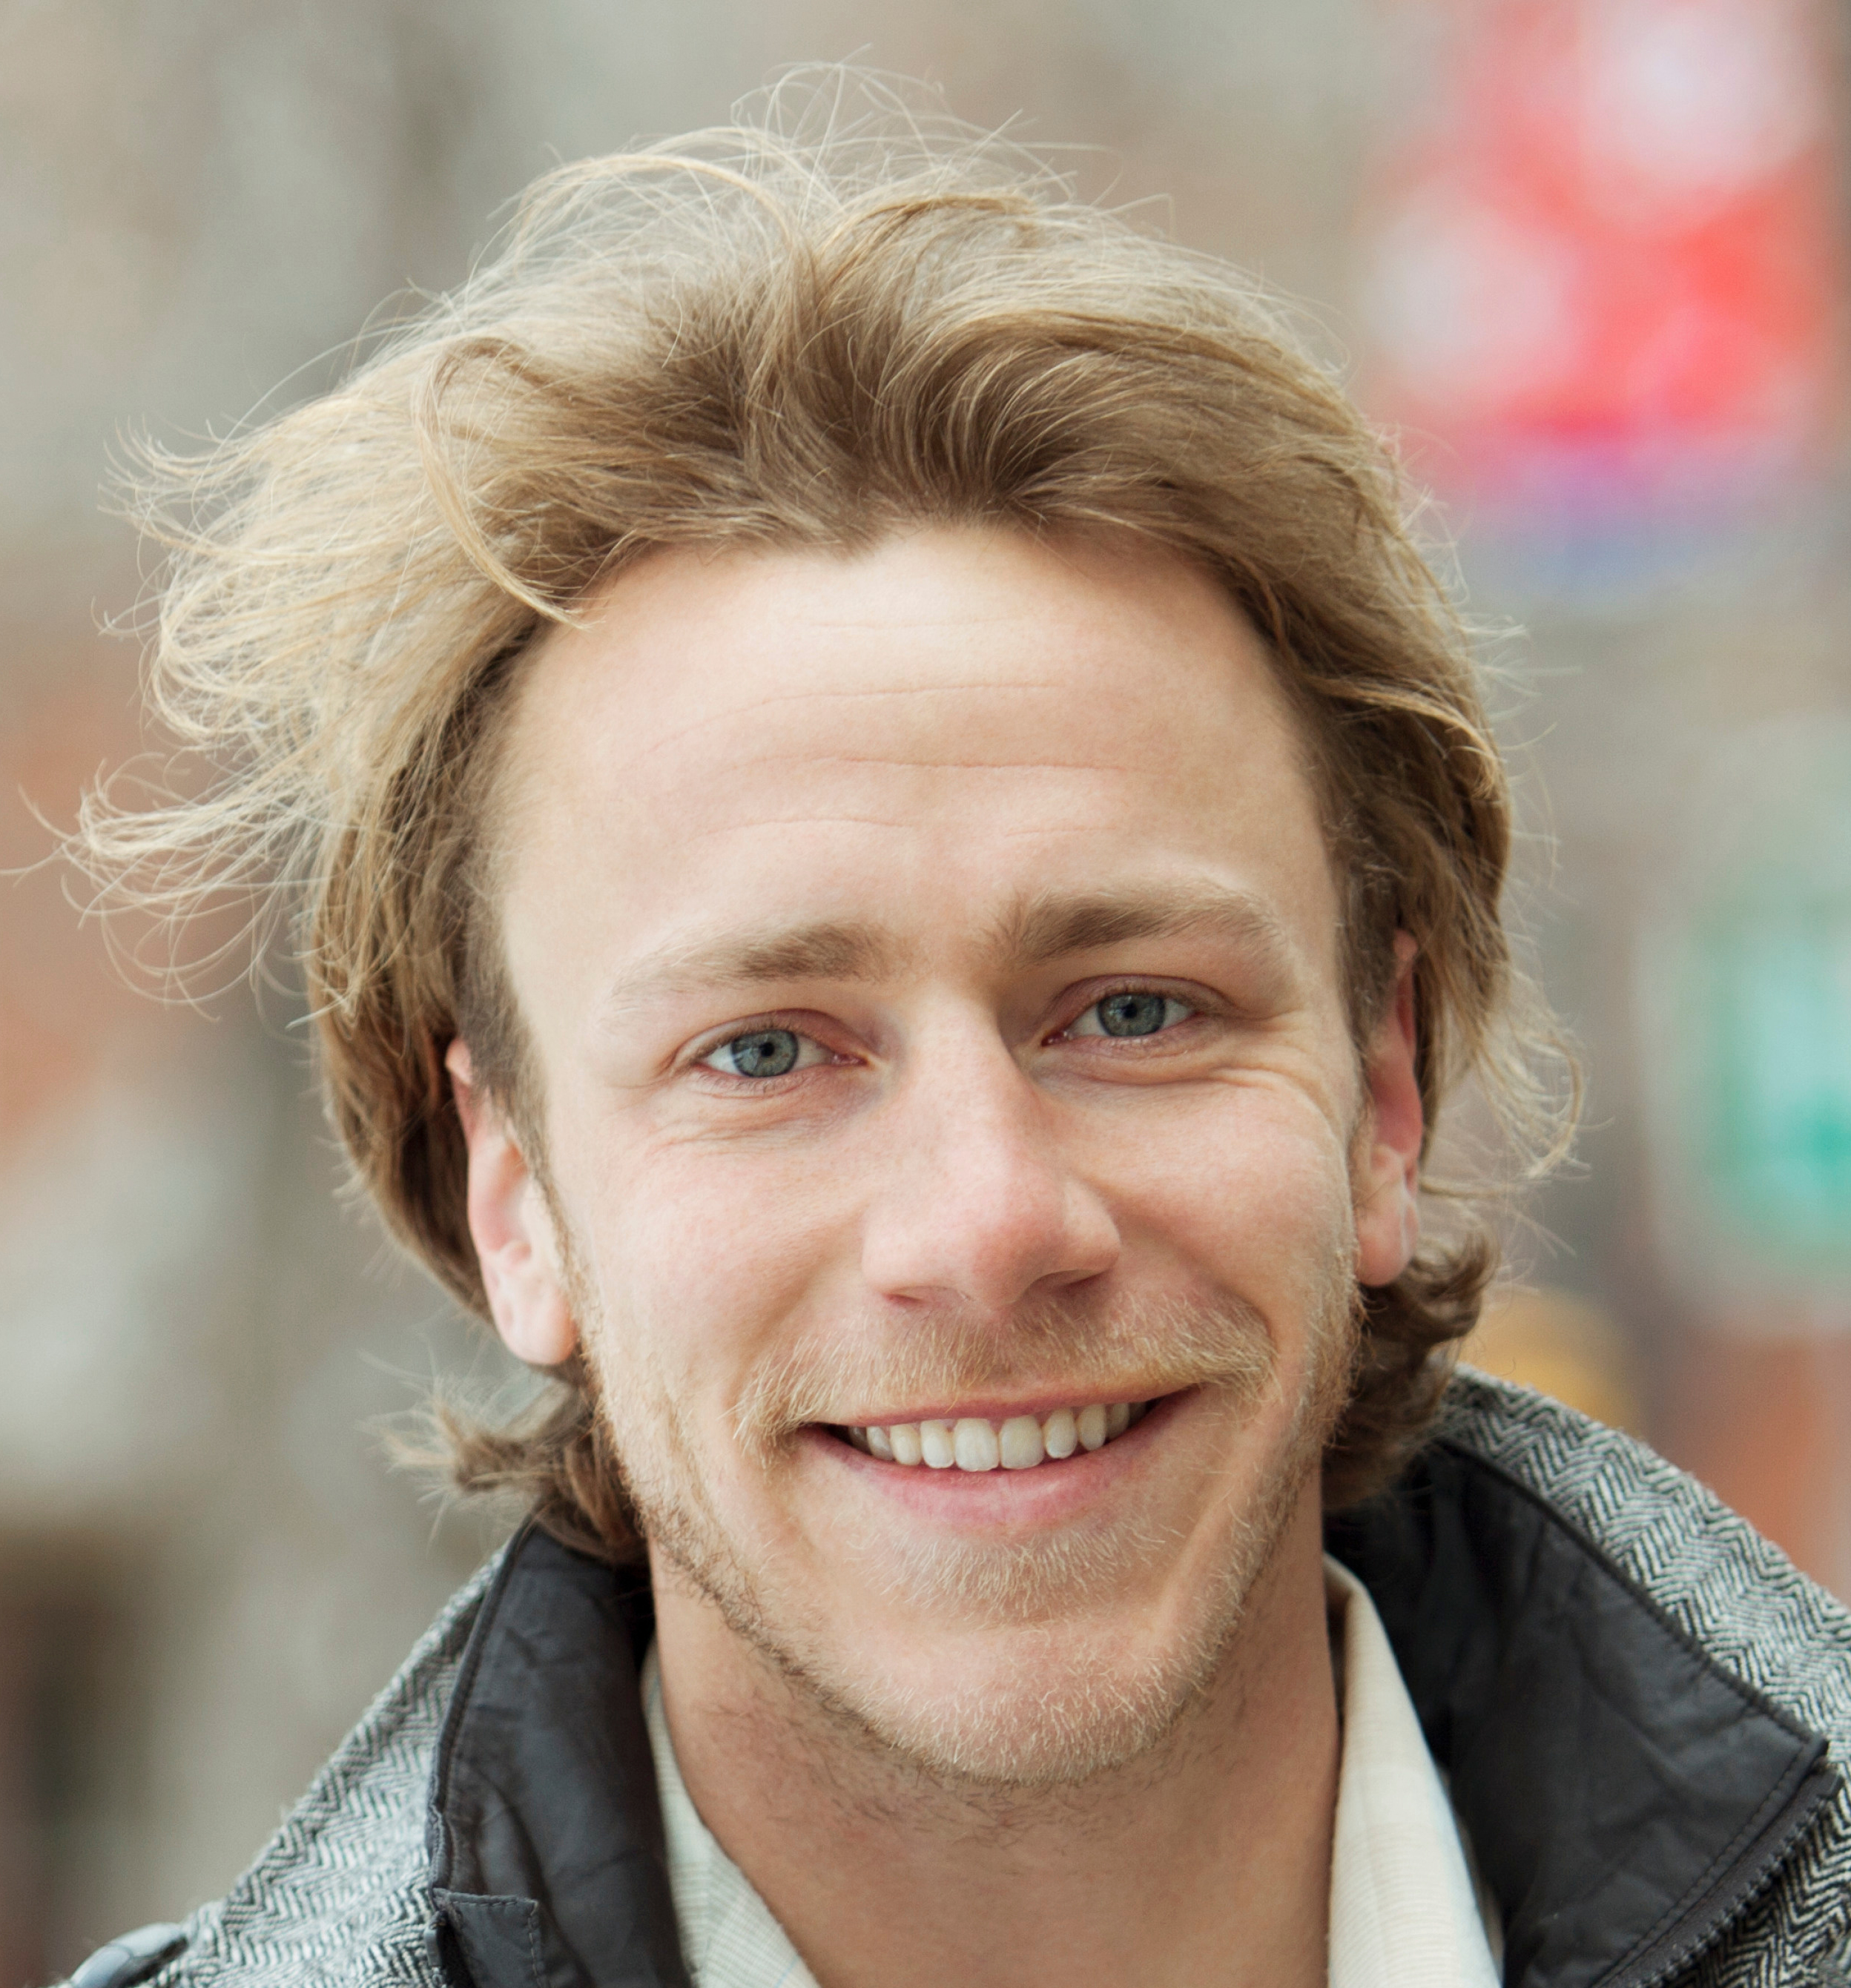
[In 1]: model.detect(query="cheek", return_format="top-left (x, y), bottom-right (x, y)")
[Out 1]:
top-left (1118, 1088), bottom-right (1356, 1316)
top-left (569, 1126), bottom-right (849, 1404)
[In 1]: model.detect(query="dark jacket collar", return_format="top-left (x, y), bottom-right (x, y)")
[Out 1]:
top-left (426, 1438), bottom-right (1840, 1988)
top-left (426, 1540), bottom-right (687, 1988)
top-left (1327, 1437), bottom-right (1838, 1988)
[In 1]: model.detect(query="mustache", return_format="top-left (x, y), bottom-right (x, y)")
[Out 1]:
top-left (730, 1289), bottom-right (1281, 1455)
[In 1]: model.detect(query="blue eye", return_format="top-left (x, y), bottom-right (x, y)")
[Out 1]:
top-left (702, 1028), bottom-right (821, 1078)
top-left (1099, 992), bottom-right (1167, 1037)
top-left (1069, 992), bottom-right (1193, 1039)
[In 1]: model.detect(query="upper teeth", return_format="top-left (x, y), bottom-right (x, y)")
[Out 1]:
top-left (844, 1401), bottom-right (1149, 1471)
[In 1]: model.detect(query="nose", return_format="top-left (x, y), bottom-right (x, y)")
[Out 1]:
top-left (858, 1028), bottom-right (1121, 1311)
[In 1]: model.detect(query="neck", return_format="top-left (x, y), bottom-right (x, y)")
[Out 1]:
top-left (650, 1488), bottom-right (1339, 1988)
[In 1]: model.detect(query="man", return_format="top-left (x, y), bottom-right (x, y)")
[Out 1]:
top-left (65, 85), bottom-right (1851, 1988)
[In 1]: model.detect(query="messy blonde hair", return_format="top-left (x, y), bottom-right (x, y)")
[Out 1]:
top-left (73, 76), bottom-right (1569, 1553)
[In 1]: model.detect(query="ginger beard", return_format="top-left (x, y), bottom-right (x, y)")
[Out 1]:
top-left (555, 1197), bottom-right (1363, 1792)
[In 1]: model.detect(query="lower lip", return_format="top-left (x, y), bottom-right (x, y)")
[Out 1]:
top-left (803, 1391), bottom-right (1190, 1528)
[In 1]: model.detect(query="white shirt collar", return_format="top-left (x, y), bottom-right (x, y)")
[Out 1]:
top-left (1324, 1556), bottom-right (1502, 1987)
top-left (641, 1560), bottom-right (1502, 1987)
top-left (642, 1644), bottom-right (818, 1988)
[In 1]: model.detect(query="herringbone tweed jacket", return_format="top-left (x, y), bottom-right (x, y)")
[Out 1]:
top-left (71, 1373), bottom-right (1851, 1988)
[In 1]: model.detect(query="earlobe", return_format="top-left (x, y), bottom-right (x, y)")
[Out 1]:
top-left (1353, 934), bottom-right (1424, 1289)
top-left (445, 1040), bottom-right (579, 1367)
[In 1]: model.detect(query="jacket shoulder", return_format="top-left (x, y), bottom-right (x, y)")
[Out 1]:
top-left (1439, 1369), bottom-right (1851, 1737)
top-left (65, 1548), bottom-right (509, 1988)
top-left (1439, 1368), bottom-right (1851, 1983)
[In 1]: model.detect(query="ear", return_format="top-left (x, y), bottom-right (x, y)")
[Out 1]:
top-left (446, 1039), bottom-right (578, 1367)
top-left (1353, 932), bottom-right (1424, 1289)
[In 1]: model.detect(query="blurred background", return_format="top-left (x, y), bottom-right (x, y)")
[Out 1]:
top-left (1, 1), bottom-right (1847, 1978)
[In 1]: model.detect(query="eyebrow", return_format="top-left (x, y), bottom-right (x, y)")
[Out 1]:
top-left (599, 880), bottom-right (1298, 1019)
top-left (988, 882), bottom-right (1298, 979)
top-left (600, 919), bottom-right (912, 1016)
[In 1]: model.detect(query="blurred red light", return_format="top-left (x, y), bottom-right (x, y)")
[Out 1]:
top-left (1363, 0), bottom-right (1843, 524)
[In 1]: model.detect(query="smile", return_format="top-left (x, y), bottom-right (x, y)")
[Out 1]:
top-left (839, 1401), bottom-right (1152, 1472)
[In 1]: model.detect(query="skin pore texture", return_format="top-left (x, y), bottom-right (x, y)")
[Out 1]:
top-left (447, 528), bottom-right (1425, 1988)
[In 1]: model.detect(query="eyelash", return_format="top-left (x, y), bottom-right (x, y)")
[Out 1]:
top-left (690, 1014), bottom-right (842, 1082)
top-left (1055, 985), bottom-right (1201, 1043)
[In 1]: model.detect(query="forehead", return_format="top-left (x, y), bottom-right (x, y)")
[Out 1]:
top-left (495, 528), bottom-right (1339, 1001)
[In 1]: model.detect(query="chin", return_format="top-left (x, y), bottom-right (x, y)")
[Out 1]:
top-left (761, 1479), bottom-right (1306, 1794)
top-left (636, 1379), bottom-right (1333, 1795)
top-left (823, 1611), bottom-right (1239, 1791)
top-left (848, 1638), bottom-right (1207, 1789)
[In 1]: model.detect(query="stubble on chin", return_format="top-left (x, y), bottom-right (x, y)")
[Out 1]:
top-left (566, 1223), bottom-right (1361, 1794)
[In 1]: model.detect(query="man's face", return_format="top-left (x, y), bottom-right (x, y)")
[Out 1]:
top-left (463, 528), bottom-right (1420, 1786)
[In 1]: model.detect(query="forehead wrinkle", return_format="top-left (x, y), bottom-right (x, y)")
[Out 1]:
top-left (625, 693), bottom-right (1094, 770)
top-left (749, 753), bottom-right (1128, 774)
top-left (597, 917), bottom-right (915, 1020)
